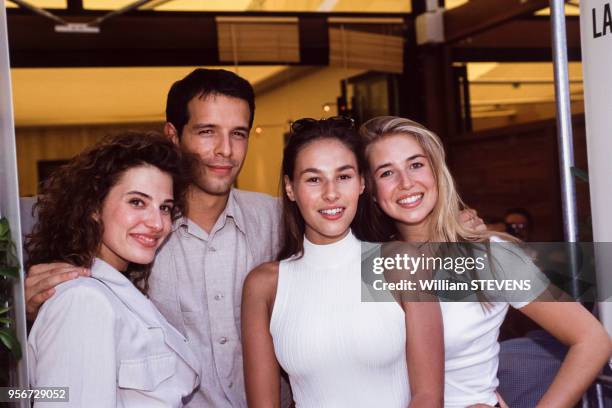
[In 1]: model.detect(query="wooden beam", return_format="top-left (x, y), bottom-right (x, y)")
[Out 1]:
top-left (7, 14), bottom-right (220, 67)
top-left (66, 0), bottom-right (83, 13)
top-left (7, 10), bottom-right (405, 67)
top-left (444, 0), bottom-right (550, 43)
top-left (450, 17), bottom-right (582, 62)
top-left (451, 47), bottom-right (581, 62)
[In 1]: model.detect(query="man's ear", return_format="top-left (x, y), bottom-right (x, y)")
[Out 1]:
top-left (164, 122), bottom-right (179, 146)
top-left (284, 175), bottom-right (296, 202)
top-left (359, 175), bottom-right (365, 195)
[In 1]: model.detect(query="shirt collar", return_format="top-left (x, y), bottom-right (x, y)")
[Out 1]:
top-left (226, 189), bottom-right (246, 235)
top-left (91, 257), bottom-right (136, 291)
top-left (172, 188), bottom-right (246, 236)
top-left (90, 258), bottom-right (161, 328)
top-left (90, 258), bottom-right (201, 377)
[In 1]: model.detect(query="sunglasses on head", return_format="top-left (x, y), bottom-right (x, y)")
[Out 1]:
top-left (290, 116), bottom-right (355, 134)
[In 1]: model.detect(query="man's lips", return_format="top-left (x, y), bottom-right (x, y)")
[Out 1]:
top-left (207, 164), bottom-right (234, 175)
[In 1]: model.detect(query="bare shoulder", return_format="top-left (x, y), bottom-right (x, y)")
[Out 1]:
top-left (242, 261), bottom-right (280, 301)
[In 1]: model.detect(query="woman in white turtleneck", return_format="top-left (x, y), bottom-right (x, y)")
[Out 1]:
top-left (241, 117), bottom-right (444, 408)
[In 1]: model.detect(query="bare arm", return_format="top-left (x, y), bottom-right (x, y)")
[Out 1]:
top-left (241, 262), bottom-right (282, 408)
top-left (25, 263), bottom-right (90, 321)
top-left (403, 299), bottom-right (445, 408)
top-left (519, 301), bottom-right (612, 407)
top-left (379, 242), bottom-right (444, 407)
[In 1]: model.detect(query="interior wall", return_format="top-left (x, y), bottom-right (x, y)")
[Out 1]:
top-left (16, 122), bottom-right (162, 196)
top-left (238, 67), bottom-right (363, 195)
top-left (15, 67), bottom-right (363, 198)
top-left (449, 115), bottom-right (590, 242)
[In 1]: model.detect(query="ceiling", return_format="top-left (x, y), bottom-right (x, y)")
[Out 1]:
top-left (5, 0), bottom-right (583, 126)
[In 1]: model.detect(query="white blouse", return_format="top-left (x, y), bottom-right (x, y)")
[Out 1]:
top-left (28, 258), bottom-right (201, 407)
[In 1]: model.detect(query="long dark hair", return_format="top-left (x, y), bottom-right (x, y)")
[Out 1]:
top-left (277, 117), bottom-right (367, 261)
top-left (26, 131), bottom-right (190, 294)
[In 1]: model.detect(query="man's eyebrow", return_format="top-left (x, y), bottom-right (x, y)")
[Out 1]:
top-left (232, 126), bottom-right (250, 133)
top-left (192, 123), bottom-right (216, 129)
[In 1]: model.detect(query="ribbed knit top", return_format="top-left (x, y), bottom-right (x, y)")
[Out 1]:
top-left (270, 231), bottom-right (410, 408)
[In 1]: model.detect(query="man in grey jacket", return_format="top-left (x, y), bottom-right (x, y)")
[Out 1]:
top-left (24, 68), bottom-right (289, 407)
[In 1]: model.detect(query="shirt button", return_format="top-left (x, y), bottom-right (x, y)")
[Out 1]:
top-left (228, 382), bottom-right (234, 388)
top-left (219, 337), bottom-right (228, 344)
top-left (209, 246), bottom-right (216, 252)
top-left (214, 293), bottom-right (224, 300)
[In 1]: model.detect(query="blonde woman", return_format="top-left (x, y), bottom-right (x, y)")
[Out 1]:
top-left (356, 116), bottom-right (611, 408)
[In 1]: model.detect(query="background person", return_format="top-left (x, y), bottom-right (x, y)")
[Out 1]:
top-left (505, 207), bottom-right (533, 241)
top-left (242, 117), bottom-right (444, 407)
top-left (26, 132), bottom-right (200, 407)
top-left (357, 116), bottom-right (612, 408)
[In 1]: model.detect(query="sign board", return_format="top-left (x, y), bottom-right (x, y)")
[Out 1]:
top-left (579, 1), bottom-right (612, 335)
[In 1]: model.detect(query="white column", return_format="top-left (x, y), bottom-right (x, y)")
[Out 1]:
top-left (0, 0), bottom-right (30, 400)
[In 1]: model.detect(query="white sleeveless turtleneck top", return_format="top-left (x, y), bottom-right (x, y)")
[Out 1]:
top-left (270, 231), bottom-right (410, 408)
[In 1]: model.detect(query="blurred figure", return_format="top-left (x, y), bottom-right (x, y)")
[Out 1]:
top-left (505, 207), bottom-right (533, 241)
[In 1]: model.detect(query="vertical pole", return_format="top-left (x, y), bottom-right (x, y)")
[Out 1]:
top-left (550, 0), bottom-right (580, 298)
top-left (551, 0), bottom-right (578, 242)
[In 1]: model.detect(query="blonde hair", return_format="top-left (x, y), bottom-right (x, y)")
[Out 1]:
top-left (359, 116), bottom-right (508, 243)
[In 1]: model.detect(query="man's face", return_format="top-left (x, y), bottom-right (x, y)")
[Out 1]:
top-left (172, 94), bottom-right (250, 196)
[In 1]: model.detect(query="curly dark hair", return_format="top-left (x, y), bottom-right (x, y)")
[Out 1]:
top-left (25, 131), bottom-right (190, 294)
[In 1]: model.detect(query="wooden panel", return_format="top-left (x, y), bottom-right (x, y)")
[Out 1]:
top-left (217, 19), bottom-right (300, 63)
top-left (329, 27), bottom-right (404, 73)
top-left (448, 116), bottom-right (589, 241)
top-left (16, 122), bottom-right (163, 196)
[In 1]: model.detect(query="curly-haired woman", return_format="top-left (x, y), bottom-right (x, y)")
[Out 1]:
top-left (26, 132), bottom-right (200, 407)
